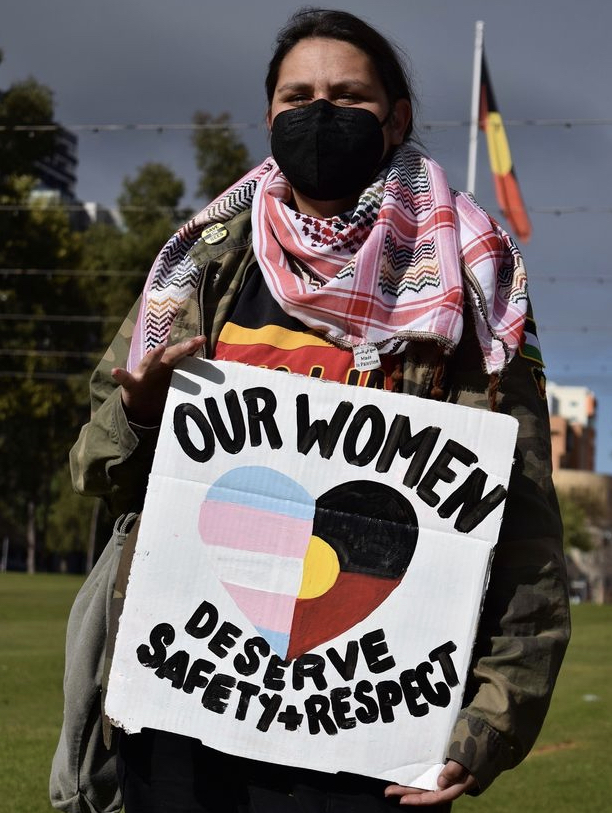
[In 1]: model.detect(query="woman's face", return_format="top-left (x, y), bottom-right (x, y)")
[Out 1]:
top-left (268, 37), bottom-right (410, 155)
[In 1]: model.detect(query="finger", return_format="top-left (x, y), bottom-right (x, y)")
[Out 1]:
top-left (160, 336), bottom-right (206, 366)
top-left (385, 781), bottom-right (468, 806)
top-left (393, 787), bottom-right (461, 806)
top-left (117, 345), bottom-right (169, 388)
top-left (111, 366), bottom-right (133, 387)
top-left (139, 343), bottom-right (169, 371)
top-left (437, 761), bottom-right (468, 790)
top-left (385, 786), bottom-right (420, 797)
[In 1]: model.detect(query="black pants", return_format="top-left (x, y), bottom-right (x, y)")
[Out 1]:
top-left (117, 729), bottom-right (452, 813)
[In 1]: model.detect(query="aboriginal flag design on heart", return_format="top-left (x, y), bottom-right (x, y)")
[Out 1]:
top-left (199, 466), bottom-right (418, 660)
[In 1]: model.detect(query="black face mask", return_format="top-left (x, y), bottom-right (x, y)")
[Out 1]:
top-left (270, 98), bottom-right (387, 201)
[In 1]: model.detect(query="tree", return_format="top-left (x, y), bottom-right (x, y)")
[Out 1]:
top-left (82, 162), bottom-right (187, 345)
top-left (0, 76), bottom-right (57, 180)
top-left (0, 184), bottom-right (85, 572)
top-left (46, 462), bottom-right (114, 573)
top-left (0, 67), bottom-right (85, 572)
top-left (118, 161), bottom-right (185, 234)
top-left (39, 162), bottom-right (189, 569)
top-left (191, 111), bottom-right (251, 200)
top-left (1, 67), bottom-right (253, 570)
top-left (557, 493), bottom-right (593, 552)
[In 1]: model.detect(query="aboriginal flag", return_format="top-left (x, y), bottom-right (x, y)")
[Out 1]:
top-left (479, 52), bottom-right (532, 242)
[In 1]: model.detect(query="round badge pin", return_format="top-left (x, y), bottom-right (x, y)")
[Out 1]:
top-left (202, 223), bottom-right (229, 245)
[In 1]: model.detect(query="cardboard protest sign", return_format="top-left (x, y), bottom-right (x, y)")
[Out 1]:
top-left (106, 357), bottom-right (518, 789)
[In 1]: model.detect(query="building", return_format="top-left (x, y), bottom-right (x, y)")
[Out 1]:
top-left (82, 201), bottom-right (122, 228)
top-left (546, 383), bottom-right (612, 603)
top-left (33, 125), bottom-right (78, 202)
top-left (30, 131), bottom-right (121, 230)
top-left (547, 382), bottom-right (597, 472)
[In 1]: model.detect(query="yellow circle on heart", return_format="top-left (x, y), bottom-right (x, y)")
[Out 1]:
top-left (298, 535), bottom-right (340, 599)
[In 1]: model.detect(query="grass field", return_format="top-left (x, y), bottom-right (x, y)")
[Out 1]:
top-left (1, 573), bottom-right (611, 813)
top-left (1, 573), bottom-right (85, 813)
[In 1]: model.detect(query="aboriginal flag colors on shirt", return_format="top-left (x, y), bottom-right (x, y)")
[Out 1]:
top-left (214, 264), bottom-right (399, 390)
top-left (479, 52), bottom-right (532, 243)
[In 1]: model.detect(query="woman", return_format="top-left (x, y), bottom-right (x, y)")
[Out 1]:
top-left (52, 8), bottom-right (569, 813)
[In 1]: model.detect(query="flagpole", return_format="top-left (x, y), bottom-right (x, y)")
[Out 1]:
top-left (466, 20), bottom-right (484, 195)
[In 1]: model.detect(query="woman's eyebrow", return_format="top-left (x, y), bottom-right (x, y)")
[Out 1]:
top-left (275, 81), bottom-right (312, 94)
top-left (276, 79), bottom-right (372, 93)
top-left (332, 79), bottom-right (371, 90)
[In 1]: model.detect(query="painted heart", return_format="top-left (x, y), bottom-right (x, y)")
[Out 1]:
top-left (199, 466), bottom-right (418, 661)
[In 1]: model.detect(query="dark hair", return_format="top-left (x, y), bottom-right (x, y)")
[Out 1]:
top-left (265, 7), bottom-right (416, 140)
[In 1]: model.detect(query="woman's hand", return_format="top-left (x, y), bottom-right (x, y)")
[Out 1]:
top-left (384, 761), bottom-right (476, 806)
top-left (111, 336), bottom-right (206, 426)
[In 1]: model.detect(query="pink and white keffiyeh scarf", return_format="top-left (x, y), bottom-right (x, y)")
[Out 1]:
top-left (128, 146), bottom-right (527, 375)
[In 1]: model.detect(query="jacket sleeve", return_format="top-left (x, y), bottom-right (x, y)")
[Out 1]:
top-left (444, 307), bottom-right (571, 792)
top-left (69, 297), bottom-right (160, 517)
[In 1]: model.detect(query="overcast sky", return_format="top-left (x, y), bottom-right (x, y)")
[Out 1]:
top-left (3, 0), bottom-right (612, 472)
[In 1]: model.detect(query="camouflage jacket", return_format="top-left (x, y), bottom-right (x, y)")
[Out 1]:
top-left (61, 208), bottom-right (569, 805)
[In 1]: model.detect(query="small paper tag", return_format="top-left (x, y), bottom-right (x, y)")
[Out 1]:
top-left (353, 343), bottom-right (381, 371)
